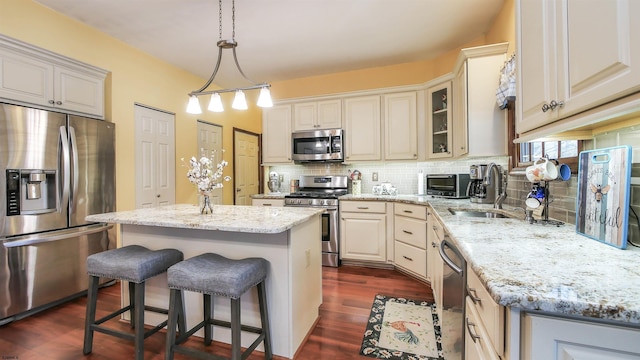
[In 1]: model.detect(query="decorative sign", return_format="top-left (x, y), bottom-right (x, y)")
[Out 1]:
top-left (576, 146), bottom-right (632, 249)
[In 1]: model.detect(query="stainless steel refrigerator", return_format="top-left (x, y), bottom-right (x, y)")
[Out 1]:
top-left (0, 103), bottom-right (115, 324)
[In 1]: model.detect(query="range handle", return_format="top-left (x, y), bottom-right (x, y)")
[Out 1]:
top-left (438, 237), bottom-right (464, 276)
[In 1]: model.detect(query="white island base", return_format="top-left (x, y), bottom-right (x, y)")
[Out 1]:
top-left (91, 205), bottom-right (322, 359)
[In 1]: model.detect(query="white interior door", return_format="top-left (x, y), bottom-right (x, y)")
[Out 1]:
top-left (234, 129), bottom-right (260, 205)
top-left (135, 104), bottom-right (175, 209)
top-left (197, 121), bottom-right (223, 205)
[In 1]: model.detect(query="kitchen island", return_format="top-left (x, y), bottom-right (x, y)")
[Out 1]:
top-left (86, 204), bottom-right (323, 359)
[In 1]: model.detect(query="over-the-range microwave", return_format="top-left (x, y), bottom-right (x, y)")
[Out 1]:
top-left (426, 173), bottom-right (471, 198)
top-left (291, 128), bottom-right (344, 163)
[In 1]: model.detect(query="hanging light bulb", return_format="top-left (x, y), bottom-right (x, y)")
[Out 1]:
top-left (232, 90), bottom-right (248, 110)
top-left (186, 95), bottom-right (202, 114)
top-left (257, 87), bottom-right (273, 108)
top-left (185, 0), bottom-right (271, 113)
top-left (208, 93), bottom-right (224, 112)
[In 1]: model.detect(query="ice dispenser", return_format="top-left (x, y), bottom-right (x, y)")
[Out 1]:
top-left (6, 169), bottom-right (57, 215)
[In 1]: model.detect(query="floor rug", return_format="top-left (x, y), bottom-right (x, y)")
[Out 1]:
top-left (360, 294), bottom-right (444, 360)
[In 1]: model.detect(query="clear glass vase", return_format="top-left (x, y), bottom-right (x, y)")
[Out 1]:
top-left (199, 193), bottom-right (213, 214)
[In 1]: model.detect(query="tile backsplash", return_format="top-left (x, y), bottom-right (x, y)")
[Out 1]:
top-left (268, 156), bottom-right (509, 196)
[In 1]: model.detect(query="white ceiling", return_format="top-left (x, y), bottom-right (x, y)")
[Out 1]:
top-left (34, 0), bottom-right (505, 89)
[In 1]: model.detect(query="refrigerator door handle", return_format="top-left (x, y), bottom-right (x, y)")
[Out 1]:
top-left (69, 126), bottom-right (79, 213)
top-left (2, 224), bottom-right (113, 248)
top-left (59, 126), bottom-right (71, 213)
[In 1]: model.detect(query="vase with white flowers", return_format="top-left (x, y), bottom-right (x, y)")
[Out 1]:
top-left (183, 150), bottom-right (231, 214)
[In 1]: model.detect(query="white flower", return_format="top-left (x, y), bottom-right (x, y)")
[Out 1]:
top-left (183, 150), bottom-right (231, 194)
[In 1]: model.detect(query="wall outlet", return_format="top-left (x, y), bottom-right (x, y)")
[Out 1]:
top-left (372, 172), bottom-right (378, 181)
top-left (279, 174), bottom-right (284, 183)
top-left (305, 249), bottom-right (311, 268)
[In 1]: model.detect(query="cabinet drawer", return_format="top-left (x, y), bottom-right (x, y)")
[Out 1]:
top-left (395, 203), bottom-right (427, 220)
top-left (340, 201), bottom-right (386, 213)
top-left (467, 269), bottom-right (504, 356)
top-left (394, 240), bottom-right (426, 277)
top-left (394, 216), bottom-right (427, 249)
top-left (251, 199), bottom-right (284, 207)
top-left (465, 297), bottom-right (501, 360)
top-left (429, 212), bottom-right (445, 242)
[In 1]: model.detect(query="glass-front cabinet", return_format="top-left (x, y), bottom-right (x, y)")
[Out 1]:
top-left (427, 81), bottom-right (452, 158)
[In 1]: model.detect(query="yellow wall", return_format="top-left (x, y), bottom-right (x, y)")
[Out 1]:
top-left (0, 0), bottom-right (261, 209)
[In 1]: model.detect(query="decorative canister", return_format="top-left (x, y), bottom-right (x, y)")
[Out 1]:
top-left (351, 180), bottom-right (361, 195)
top-left (289, 179), bottom-right (299, 193)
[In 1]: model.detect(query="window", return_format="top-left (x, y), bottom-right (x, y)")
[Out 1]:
top-left (506, 100), bottom-right (582, 171)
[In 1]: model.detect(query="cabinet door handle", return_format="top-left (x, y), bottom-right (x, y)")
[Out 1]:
top-left (56, 101), bottom-right (62, 105)
top-left (468, 288), bottom-right (482, 304)
top-left (431, 241), bottom-right (437, 248)
top-left (402, 230), bottom-right (413, 235)
top-left (466, 318), bottom-right (481, 343)
top-left (432, 225), bottom-right (439, 231)
top-left (262, 203), bottom-right (272, 206)
top-left (403, 210), bottom-right (413, 214)
top-left (357, 206), bottom-right (369, 209)
top-left (402, 255), bottom-right (413, 262)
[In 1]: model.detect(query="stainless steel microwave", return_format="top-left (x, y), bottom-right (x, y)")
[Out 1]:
top-left (426, 173), bottom-right (471, 198)
top-left (291, 128), bottom-right (344, 163)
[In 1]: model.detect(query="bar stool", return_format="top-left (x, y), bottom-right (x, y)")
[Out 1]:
top-left (165, 253), bottom-right (272, 360)
top-left (83, 245), bottom-right (184, 360)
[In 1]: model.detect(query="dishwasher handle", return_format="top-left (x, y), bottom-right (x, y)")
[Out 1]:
top-left (438, 238), bottom-right (464, 276)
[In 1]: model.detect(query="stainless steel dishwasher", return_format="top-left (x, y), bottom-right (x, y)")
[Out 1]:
top-left (438, 236), bottom-right (466, 360)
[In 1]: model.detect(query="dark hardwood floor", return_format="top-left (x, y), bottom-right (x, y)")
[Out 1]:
top-left (0, 266), bottom-right (432, 360)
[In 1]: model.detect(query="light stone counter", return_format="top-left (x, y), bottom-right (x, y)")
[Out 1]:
top-left (87, 204), bottom-right (323, 359)
top-left (86, 203), bottom-right (320, 233)
top-left (250, 193), bottom-right (288, 200)
top-left (340, 194), bottom-right (640, 325)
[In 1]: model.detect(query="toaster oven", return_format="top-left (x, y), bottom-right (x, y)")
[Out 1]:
top-left (426, 173), bottom-right (471, 198)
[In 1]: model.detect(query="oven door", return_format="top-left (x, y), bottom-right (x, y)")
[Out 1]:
top-left (426, 175), bottom-right (456, 196)
top-left (321, 207), bottom-right (340, 267)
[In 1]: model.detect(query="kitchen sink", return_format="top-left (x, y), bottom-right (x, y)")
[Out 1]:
top-left (448, 208), bottom-right (516, 219)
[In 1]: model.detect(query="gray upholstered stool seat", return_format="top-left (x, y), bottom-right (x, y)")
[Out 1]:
top-left (87, 245), bottom-right (183, 282)
top-left (165, 253), bottom-right (272, 360)
top-left (83, 245), bottom-right (184, 360)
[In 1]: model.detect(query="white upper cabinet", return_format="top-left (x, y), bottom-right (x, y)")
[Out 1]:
top-left (517, 0), bottom-right (640, 134)
top-left (383, 91), bottom-right (417, 160)
top-left (453, 43), bottom-right (508, 157)
top-left (0, 35), bottom-right (106, 118)
top-left (293, 99), bottom-right (342, 131)
top-left (426, 81), bottom-right (453, 159)
top-left (344, 95), bottom-right (381, 161)
top-left (262, 104), bottom-right (293, 164)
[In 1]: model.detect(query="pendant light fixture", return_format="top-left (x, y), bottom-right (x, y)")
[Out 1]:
top-left (186, 0), bottom-right (272, 114)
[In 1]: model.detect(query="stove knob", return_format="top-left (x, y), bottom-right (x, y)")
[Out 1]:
top-left (296, 199), bottom-right (302, 205)
top-left (307, 199), bottom-right (313, 205)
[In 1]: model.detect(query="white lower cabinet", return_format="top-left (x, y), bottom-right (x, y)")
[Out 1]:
top-left (251, 198), bottom-right (284, 207)
top-left (340, 201), bottom-right (388, 263)
top-left (466, 269), bottom-right (505, 358)
top-left (393, 203), bottom-right (427, 279)
top-left (522, 313), bottom-right (640, 360)
top-left (465, 297), bottom-right (500, 360)
top-left (426, 208), bottom-right (444, 320)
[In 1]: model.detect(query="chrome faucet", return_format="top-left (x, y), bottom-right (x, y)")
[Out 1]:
top-left (483, 163), bottom-right (507, 209)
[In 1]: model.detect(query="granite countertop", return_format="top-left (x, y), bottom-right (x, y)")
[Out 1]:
top-left (86, 204), bottom-right (322, 234)
top-left (341, 194), bottom-right (640, 325)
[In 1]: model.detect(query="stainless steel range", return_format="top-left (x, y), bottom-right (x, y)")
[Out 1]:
top-left (284, 175), bottom-right (347, 267)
